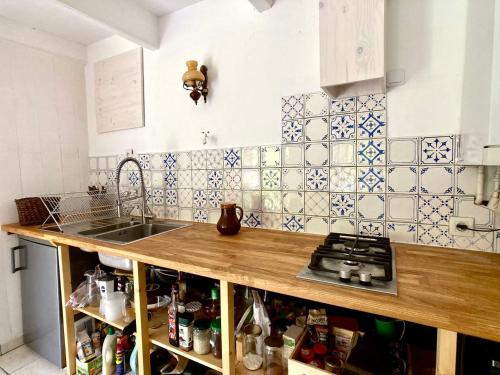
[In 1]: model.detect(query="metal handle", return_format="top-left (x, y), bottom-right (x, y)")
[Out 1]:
top-left (11, 245), bottom-right (27, 273)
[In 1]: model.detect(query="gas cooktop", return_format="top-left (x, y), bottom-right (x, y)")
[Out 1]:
top-left (297, 233), bottom-right (397, 295)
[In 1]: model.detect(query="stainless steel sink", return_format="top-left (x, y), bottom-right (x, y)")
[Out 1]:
top-left (94, 222), bottom-right (188, 244)
top-left (77, 221), bottom-right (140, 236)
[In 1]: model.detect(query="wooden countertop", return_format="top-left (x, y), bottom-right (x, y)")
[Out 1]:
top-left (3, 222), bottom-right (500, 343)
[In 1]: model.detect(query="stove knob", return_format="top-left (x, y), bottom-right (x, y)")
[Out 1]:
top-left (359, 271), bottom-right (372, 285)
top-left (339, 269), bottom-right (352, 283)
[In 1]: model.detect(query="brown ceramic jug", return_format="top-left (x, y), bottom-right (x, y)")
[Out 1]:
top-left (217, 202), bottom-right (243, 235)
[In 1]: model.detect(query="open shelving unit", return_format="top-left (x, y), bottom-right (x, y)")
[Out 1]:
top-left (75, 305), bottom-right (135, 331)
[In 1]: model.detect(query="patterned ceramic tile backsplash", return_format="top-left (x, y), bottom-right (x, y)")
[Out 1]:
top-left (89, 92), bottom-right (499, 252)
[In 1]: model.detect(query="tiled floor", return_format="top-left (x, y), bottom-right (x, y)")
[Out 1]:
top-left (0, 345), bottom-right (64, 375)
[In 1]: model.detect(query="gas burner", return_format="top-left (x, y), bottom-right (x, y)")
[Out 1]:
top-left (344, 260), bottom-right (359, 267)
top-left (344, 240), bottom-right (370, 253)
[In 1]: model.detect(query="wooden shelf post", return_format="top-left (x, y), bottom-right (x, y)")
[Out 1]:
top-left (436, 328), bottom-right (458, 375)
top-left (133, 261), bottom-right (151, 375)
top-left (57, 244), bottom-right (76, 375)
top-left (220, 280), bottom-right (236, 375)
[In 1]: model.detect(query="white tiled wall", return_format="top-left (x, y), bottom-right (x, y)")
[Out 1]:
top-left (90, 92), bottom-right (498, 253)
top-left (0, 37), bottom-right (88, 349)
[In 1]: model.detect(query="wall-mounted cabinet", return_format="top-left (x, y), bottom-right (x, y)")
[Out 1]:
top-left (319, 0), bottom-right (385, 97)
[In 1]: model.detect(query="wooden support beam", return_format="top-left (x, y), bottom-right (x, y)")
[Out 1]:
top-left (220, 280), bottom-right (235, 375)
top-left (436, 329), bottom-right (458, 375)
top-left (248, 0), bottom-right (274, 12)
top-left (132, 261), bottom-right (151, 375)
top-left (57, 244), bottom-right (76, 375)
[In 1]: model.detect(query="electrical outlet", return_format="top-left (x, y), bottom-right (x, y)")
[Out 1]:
top-left (449, 217), bottom-right (475, 237)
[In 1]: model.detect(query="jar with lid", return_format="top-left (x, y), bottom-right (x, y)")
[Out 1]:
top-left (193, 319), bottom-right (211, 355)
top-left (178, 310), bottom-right (194, 351)
top-left (263, 335), bottom-right (284, 375)
top-left (210, 318), bottom-right (222, 358)
top-left (242, 324), bottom-right (263, 370)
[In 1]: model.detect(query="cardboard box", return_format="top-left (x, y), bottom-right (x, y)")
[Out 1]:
top-left (76, 355), bottom-right (102, 375)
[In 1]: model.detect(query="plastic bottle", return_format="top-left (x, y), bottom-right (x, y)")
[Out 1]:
top-left (102, 327), bottom-right (117, 375)
top-left (115, 336), bottom-right (125, 375)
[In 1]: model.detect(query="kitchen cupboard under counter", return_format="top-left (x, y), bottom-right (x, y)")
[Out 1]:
top-left (3, 221), bottom-right (500, 374)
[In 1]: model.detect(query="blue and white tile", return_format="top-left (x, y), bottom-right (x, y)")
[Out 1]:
top-left (207, 209), bottom-right (220, 224)
top-left (224, 189), bottom-right (243, 206)
top-left (357, 139), bottom-right (386, 165)
top-left (357, 94), bottom-right (386, 112)
top-left (306, 167), bottom-right (329, 191)
top-left (118, 171), bottom-right (128, 187)
top-left (305, 117), bottom-right (329, 142)
top-left (330, 218), bottom-right (356, 234)
top-left (282, 119), bottom-right (304, 143)
top-left (262, 191), bottom-right (282, 213)
top-left (387, 137), bottom-right (418, 165)
top-left (357, 167), bottom-right (386, 193)
top-left (330, 167), bottom-right (357, 192)
top-left (454, 196), bottom-right (494, 228)
top-left (242, 169), bottom-right (261, 190)
top-left (207, 169), bottom-right (224, 189)
top-left (243, 212), bottom-right (262, 228)
top-left (386, 194), bottom-right (418, 222)
top-left (192, 150), bottom-right (207, 169)
top-left (177, 151), bottom-right (192, 170)
top-left (223, 169), bottom-right (242, 190)
top-left (177, 170), bottom-right (192, 189)
top-left (151, 171), bottom-right (164, 188)
top-left (305, 142), bottom-right (329, 166)
top-left (330, 114), bottom-right (356, 140)
top-left (418, 195), bottom-right (454, 225)
top-left (106, 171), bottom-right (117, 186)
top-left (283, 215), bottom-right (305, 232)
top-left (386, 222), bottom-right (418, 243)
top-left (282, 144), bottom-right (304, 167)
top-left (193, 209), bottom-right (208, 223)
top-left (357, 194), bottom-right (385, 220)
top-left (418, 224), bottom-right (453, 247)
top-left (261, 145), bottom-right (281, 167)
top-left (152, 188), bottom-right (164, 205)
top-left (261, 168), bottom-right (281, 190)
top-left (387, 166), bottom-right (418, 193)
top-left (165, 207), bottom-right (179, 220)
top-left (304, 192), bottom-right (330, 216)
top-left (357, 111), bottom-right (386, 138)
top-left (282, 94), bottom-right (304, 120)
top-left (305, 216), bottom-right (330, 235)
top-left (283, 191), bottom-right (304, 214)
top-left (262, 213), bottom-right (283, 229)
top-left (241, 146), bottom-right (261, 168)
top-left (153, 205), bottom-right (166, 219)
top-left (282, 168), bottom-right (305, 190)
top-left (165, 190), bottom-right (178, 206)
top-left (420, 136), bottom-right (454, 164)
top-left (178, 189), bottom-right (193, 208)
top-left (304, 91), bottom-right (329, 118)
top-left (192, 170), bottom-right (208, 189)
top-left (455, 166), bottom-right (479, 195)
top-left (454, 232), bottom-right (494, 252)
top-left (179, 208), bottom-right (193, 221)
top-left (193, 190), bottom-right (208, 208)
top-left (330, 193), bottom-right (356, 218)
top-left (224, 148), bottom-right (242, 168)
top-left (150, 153), bottom-right (164, 170)
top-left (419, 166), bottom-right (454, 195)
top-left (142, 170), bottom-right (151, 187)
top-left (207, 149), bottom-right (224, 169)
top-left (330, 96), bottom-right (356, 114)
top-left (145, 188), bottom-right (153, 204)
top-left (243, 191), bottom-right (262, 211)
top-left (138, 154), bottom-right (151, 169)
top-left (163, 152), bottom-right (177, 170)
top-left (330, 140), bottom-right (356, 166)
top-left (128, 171), bottom-right (140, 187)
top-left (358, 221), bottom-right (385, 237)
top-left (207, 190), bottom-right (224, 208)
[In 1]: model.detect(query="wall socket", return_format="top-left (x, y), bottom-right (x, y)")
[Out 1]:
top-left (449, 217), bottom-right (475, 237)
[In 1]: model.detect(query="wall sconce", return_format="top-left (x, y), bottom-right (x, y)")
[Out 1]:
top-left (182, 60), bottom-right (208, 105)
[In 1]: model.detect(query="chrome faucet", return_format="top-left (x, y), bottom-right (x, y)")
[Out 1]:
top-left (115, 156), bottom-right (152, 224)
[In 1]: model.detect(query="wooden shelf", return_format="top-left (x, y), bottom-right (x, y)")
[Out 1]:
top-left (235, 361), bottom-right (264, 374)
top-left (75, 305), bottom-right (135, 331)
top-left (149, 328), bottom-right (223, 373)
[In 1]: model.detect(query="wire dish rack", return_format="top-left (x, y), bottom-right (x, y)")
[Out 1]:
top-left (40, 188), bottom-right (141, 231)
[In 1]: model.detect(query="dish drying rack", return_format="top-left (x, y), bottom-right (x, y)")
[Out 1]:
top-left (40, 188), bottom-right (142, 231)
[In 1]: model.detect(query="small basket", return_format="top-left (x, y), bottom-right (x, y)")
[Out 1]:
top-left (15, 197), bottom-right (51, 226)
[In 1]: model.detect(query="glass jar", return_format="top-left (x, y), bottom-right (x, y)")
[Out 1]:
top-left (242, 324), bottom-right (263, 370)
top-left (193, 319), bottom-right (211, 355)
top-left (263, 335), bottom-right (284, 375)
top-left (179, 311), bottom-right (194, 351)
top-left (210, 318), bottom-right (222, 358)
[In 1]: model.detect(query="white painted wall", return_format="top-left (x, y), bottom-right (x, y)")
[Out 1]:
top-left (86, 0), bottom-right (475, 156)
top-left (0, 35), bottom-right (88, 350)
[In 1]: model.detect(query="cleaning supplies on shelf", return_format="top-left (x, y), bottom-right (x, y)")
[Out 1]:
top-left (102, 327), bottom-right (117, 375)
top-left (115, 336), bottom-right (125, 375)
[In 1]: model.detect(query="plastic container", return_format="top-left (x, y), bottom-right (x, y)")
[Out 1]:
top-left (100, 292), bottom-right (125, 321)
top-left (179, 311), bottom-right (194, 351)
top-left (102, 327), bottom-right (117, 375)
top-left (210, 318), bottom-right (222, 358)
top-left (193, 319), bottom-right (211, 355)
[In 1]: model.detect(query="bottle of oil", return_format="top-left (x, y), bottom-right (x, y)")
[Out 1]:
top-left (168, 285), bottom-right (179, 347)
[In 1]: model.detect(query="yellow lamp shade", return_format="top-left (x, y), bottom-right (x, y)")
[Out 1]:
top-left (182, 60), bottom-right (205, 87)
